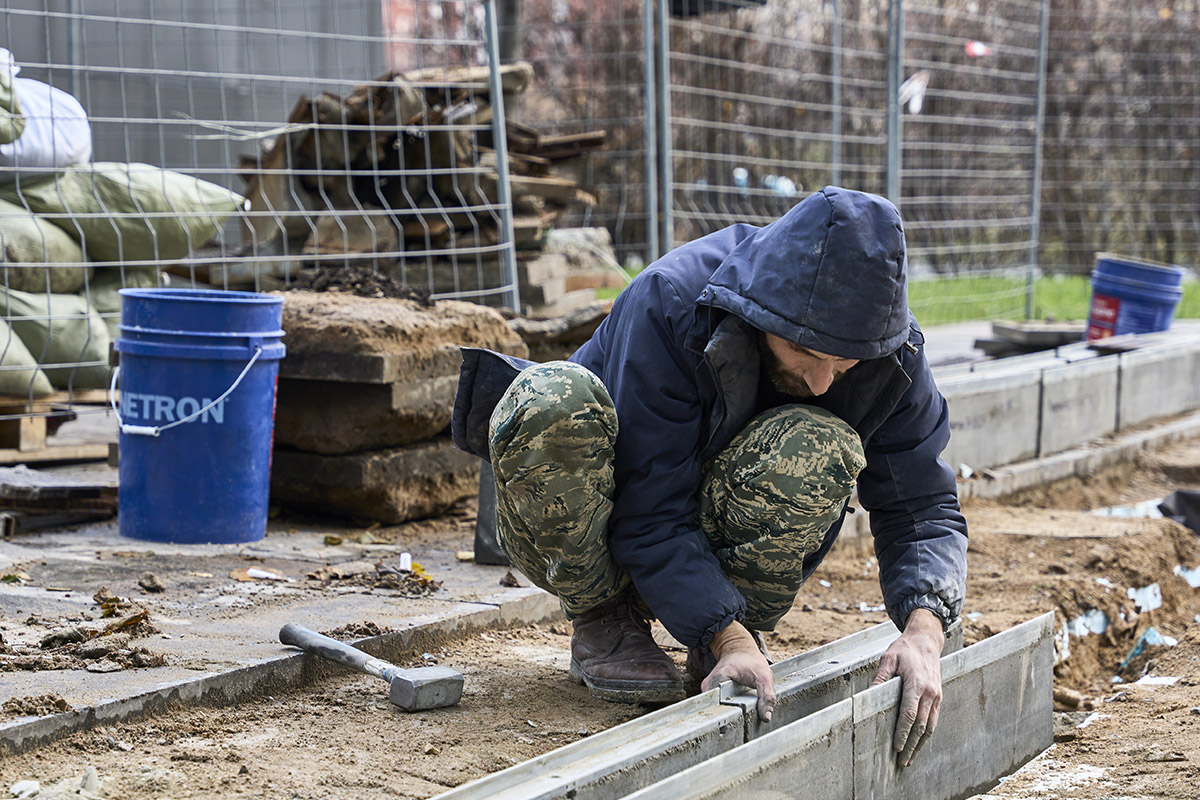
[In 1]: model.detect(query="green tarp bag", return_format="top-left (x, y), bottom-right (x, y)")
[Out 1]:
top-left (0, 197), bottom-right (90, 293)
top-left (0, 163), bottom-right (245, 265)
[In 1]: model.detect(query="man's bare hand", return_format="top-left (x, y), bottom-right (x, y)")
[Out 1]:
top-left (701, 620), bottom-right (776, 723)
top-left (870, 608), bottom-right (944, 767)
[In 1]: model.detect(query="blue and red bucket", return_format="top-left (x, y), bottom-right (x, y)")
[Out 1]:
top-left (1087, 254), bottom-right (1185, 341)
top-left (113, 288), bottom-right (285, 544)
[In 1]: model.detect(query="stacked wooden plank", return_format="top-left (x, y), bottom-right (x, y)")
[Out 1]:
top-left (222, 63), bottom-right (607, 318)
top-left (269, 291), bottom-right (527, 523)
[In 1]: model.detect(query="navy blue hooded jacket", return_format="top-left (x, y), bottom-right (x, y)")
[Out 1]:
top-left (453, 186), bottom-right (968, 648)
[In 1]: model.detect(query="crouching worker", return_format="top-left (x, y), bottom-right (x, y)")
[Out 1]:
top-left (451, 186), bottom-right (967, 766)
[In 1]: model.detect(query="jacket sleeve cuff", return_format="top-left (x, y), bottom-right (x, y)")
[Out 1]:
top-left (891, 592), bottom-right (958, 633)
top-left (696, 609), bottom-right (745, 650)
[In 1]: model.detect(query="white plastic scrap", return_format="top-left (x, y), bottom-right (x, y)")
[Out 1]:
top-left (818, 579), bottom-right (832, 588)
top-left (8, 781), bottom-right (39, 799)
top-left (857, 602), bottom-right (885, 613)
top-left (1054, 623), bottom-right (1071, 666)
top-left (1174, 564), bottom-right (1200, 588)
top-left (399, 553), bottom-right (413, 572)
top-left (1134, 675), bottom-right (1180, 686)
top-left (1090, 497), bottom-right (1164, 518)
top-left (1067, 609), bottom-right (1110, 637)
top-left (966, 612), bottom-right (983, 622)
top-left (1127, 583), bottom-right (1163, 613)
top-left (1095, 577), bottom-right (1115, 589)
top-left (1142, 627), bottom-right (1179, 647)
top-left (1077, 711), bottom-right (1109, 729)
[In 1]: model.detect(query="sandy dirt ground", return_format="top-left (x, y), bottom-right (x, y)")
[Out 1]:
top-left (2, 439), bottom-right (1200, 799)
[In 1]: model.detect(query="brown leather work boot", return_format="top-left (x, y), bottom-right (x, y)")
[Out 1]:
top-left (569, 591), bottom-right (685, 704)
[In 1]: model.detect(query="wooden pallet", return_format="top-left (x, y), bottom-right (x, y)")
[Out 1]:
top-left (0, 392), bottom-right (114, 464)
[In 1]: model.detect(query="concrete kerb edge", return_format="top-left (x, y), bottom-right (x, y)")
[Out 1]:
top-left (0, 587), bottom-right (562, 758)
top-left (958, 410), bottom-right (1200, 501)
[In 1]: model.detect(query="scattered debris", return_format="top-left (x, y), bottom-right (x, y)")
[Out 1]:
top-left (499, 570), bottom-right (524, 588)
top-left (1067, 609), bottom-right (1110, 637)
top-left (322, 621), bottom-right (391, 639)
top-left (1127, 583), bottom-right (1163, 613)
top-left (456, 550), bottom-right (475, 562)
top-left (323, 535), bottom-right (344, 546)
top-left (306, 560), bottom-right (439, 596)
top-left (230, 568), bottom-right (293, 583)
top-left (137, 572), bottom-right (165, 593)
top-left (1, 693), bottom-right (71, 718)
top-left (285, 266), bottom-right (433, 303)
top-left (1175, 564), bottom-right (1200, 588)
top-left (1133, 675), bottom-right (1179, 686)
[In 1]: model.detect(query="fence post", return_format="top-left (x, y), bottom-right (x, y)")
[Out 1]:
top-left (1027, 0), bottom-right (1050, 319)
top-left (643, 0), bottom-right (660, 262)
top-left (831, 0), bottom-right (842, 188)
top-left (484, 0), bottom-right (521, 312)
top-left (655, 0), bottom-right (674, 254)
top-left (885, 0), bottom-right (903, 205)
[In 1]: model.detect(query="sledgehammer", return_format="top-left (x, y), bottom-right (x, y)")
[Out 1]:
top-left (279, 623), bottom-right (464, 711)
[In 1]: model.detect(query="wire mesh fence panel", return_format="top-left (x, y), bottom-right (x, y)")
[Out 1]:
top-left (503, 0), bottom-right (654, 273)
top-left (0, 0), bottom-right (519, 446)
top-left (661, 0), bottom-right (1048, 325)
top-left (1039, 0), bottom-right (1200, 277)
top-left (663, 0), bottom-right (888, 246)
top-left (899, 0), bottom-right (1046, 324)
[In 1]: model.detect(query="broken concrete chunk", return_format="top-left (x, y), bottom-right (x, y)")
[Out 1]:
top-left (278, 292), bottom-right (528, 380)
top-left (138, 572), bottom-right (165, 593)
top-left (271, 437), bottom-right (479, 524)
top-left (275, 374), bottom-right (460, 454)
top-left (76, 633), bottom-right (132, 660)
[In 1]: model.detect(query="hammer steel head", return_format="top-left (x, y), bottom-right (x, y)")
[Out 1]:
top-left (389, 665), bottom-right (464, 711)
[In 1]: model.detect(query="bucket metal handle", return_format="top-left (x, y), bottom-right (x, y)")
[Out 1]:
top-left (109, 346), bottom-right (264, 437)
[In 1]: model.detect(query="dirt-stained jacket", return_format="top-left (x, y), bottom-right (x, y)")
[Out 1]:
top-left (453, 186), bottom-right (968, 648)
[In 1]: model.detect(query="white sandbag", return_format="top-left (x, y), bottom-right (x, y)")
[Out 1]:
top-left (0, 49), bottom-right (91, 173)
top-left (0, 51), bottom-right (25, 147)
top-left (0, 197), bottom-right (90, 293)
top-left (1, 286), bottom-right (111, 390)
top-left (0, 317), bottom-right (54, 396)
top-left (0, 163), bottom-right (245, 265)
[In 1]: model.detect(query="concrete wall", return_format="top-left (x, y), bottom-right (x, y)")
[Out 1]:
top-left (934, 337), bottom-right (1200, 471)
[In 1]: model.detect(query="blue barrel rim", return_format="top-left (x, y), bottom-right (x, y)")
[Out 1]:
top-left (118, 287), bottom-right (284, 304)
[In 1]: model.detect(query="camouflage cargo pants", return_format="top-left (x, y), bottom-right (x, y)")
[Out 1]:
top-left (488, 361), bottom-right (866, 630)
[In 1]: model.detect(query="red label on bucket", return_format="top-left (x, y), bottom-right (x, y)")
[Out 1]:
top-left (1090, 294), bottom-right (1120, 324)
top-left (1087, 293), bottom-right (1121, 341)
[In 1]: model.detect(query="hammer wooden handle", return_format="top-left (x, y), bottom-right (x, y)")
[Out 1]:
top-left (280, 623), bottom-right (395, 681)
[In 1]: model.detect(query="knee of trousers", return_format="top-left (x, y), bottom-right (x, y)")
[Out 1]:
top-left (701, 404), bottom-right (866, 543)
top-left (488, 361), bottom-right (617, 467)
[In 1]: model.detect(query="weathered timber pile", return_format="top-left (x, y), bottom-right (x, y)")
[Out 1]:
top-left (269, 291), bottom-right (527, 523)
top-left (231, 63), bottom-right (612, 318)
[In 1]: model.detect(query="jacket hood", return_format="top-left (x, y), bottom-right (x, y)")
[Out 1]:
top-left (695, 186), bottom-right (909, 360)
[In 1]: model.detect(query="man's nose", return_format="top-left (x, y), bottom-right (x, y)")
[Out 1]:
top-left (804, 364), bottom-right (837, 395)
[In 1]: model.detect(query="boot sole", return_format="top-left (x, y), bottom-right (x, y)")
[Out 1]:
top-left (569, 658), bottom-right (686, 704)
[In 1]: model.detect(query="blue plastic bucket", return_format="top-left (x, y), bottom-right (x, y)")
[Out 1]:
top-left (113, 288), bottom-right (286, 544)
top-left (1087, 254), bottom-right (1185, 341)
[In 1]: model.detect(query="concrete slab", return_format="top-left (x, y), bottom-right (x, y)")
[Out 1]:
top-left (0, 506), bottom-right (559, 755)
top-left (622, 700), bottom-right (856, 800)
top-left (271, 436), bottom-right (480, 523)
top-left (275, 374), bottom-right (459, 453)
top-left (722, 621), bottom-right (962, 742)
top-left (958, 410), bottom-right (1200, 500)
top-left (852, 613), bottom-right (1054, 800)
top-left (940, 371), bottom-right (1041, 471)
top-left (435, 693), bottom-right (744, 800)
top-left (1039, 359), bottom-right (1118, 456)
top-left (627, 614), bottom-right (1053, 800)
top-left (1118, 342), bottom-right (1200, 430)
